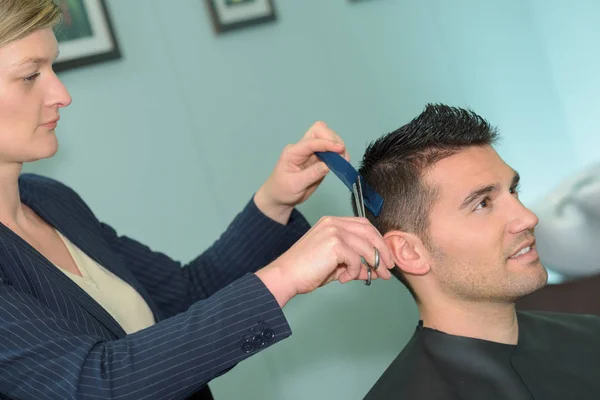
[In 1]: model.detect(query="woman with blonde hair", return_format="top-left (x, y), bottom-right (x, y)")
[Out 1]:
top-left (0, 1), bottom-right (394, 399)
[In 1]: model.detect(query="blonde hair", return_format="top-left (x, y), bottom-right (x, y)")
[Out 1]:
top-left (0, 0), bottom-right (62, 47)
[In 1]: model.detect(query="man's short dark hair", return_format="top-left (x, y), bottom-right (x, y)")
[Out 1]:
top-left (355, 104), bottom-right (498, 299)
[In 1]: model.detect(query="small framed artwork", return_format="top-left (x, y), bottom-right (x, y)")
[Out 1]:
top-left (53, 0), bottom-right (121, 72)
top-left (206, 0), bottom-right (277, 34)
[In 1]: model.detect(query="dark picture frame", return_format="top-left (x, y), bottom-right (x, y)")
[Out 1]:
top-left (206, 0), bottom-right (276, 34)
top-left (53, 0), bottom-right (121, 72)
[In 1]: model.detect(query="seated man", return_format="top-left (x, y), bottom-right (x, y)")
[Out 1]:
top-left (360, 104), bottom-right (600, 400)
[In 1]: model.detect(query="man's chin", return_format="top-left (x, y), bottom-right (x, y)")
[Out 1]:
top-left (515, 264), bottom-right (549, 299)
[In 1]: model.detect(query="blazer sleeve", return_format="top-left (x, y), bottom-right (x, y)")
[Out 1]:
top-left (100, 198), bottom-right (310, 319)
top-left (0, 270), bottom-right (291, 400)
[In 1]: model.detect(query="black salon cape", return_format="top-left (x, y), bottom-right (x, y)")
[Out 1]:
top-left (363, 311), bottom-right (600, 400)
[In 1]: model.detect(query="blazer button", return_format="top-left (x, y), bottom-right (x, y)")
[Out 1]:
top-left (241, 339), bottom-right (254, 354)
top-left (262, 328), bottom-right (275, 342)
top-left (253, 334), bottom-right (265, 348)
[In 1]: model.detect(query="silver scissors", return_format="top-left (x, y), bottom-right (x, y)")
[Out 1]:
top-left (352, 175), bottom-right (380, 286)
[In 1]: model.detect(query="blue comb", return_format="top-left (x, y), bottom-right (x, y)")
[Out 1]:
top-left (315, 151), bottom-right (384, 217)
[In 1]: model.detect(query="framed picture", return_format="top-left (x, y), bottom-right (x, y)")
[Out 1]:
top-left (206, 0), bottom-right (276, 34)
top-left (53, 0), bottom-right (121, 72)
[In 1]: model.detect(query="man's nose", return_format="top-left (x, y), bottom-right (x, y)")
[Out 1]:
top-left (508, 200), bottom-right (539, 234)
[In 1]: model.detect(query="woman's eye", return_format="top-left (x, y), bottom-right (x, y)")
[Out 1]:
top-left (24, 72), bottom-right (40, 83)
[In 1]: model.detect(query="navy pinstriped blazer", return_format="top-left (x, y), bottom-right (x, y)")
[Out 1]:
top-left (0, 174), bottom-right (310, 399)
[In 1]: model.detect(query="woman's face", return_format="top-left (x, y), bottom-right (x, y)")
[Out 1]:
top-left (0, 27), bottom-right (71, 164)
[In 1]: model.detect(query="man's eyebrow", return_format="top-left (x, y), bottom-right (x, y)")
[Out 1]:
top-left (459, 170), bottom-right (520, 210)
top-left (459, 184), bottom-right (499, 210)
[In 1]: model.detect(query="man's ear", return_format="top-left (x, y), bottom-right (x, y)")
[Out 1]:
top-left (384, 231), bottom-right (430, 276)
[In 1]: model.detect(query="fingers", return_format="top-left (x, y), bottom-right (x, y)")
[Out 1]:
top-left (316, 217), bottom-right (394, 274)
top-left (310, 218), bottom-right (392, 287)
top-left (333, 241), bottom-right (364, 284)
top-left (273, 137), bottom-right (346, 195)
top-left (304, 121), bottom-right (342, 143)
top-left (329, 239), bottom-right (382, 284)
top-left (285, 215), bottom-right (395, 294)
top-left (285, 138), bottom-right (346, 161)
top-left (293, 161), bottom-right (329, 190)
top-left (338, 264), bottom-right (378, 284)
top-left (303, 121), bottom-right (350, 161)
top-left (333, 225), bottom-right (390, 280)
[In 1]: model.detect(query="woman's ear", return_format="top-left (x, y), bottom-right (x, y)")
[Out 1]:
top-left (384, 231), bottom-right (430, 276)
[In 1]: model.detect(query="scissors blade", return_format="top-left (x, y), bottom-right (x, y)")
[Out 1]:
top-left (353, 176), bottom-right (372, 286)
top-left (352, 182), bottom-right (363, 218)
top-left (356, 176), bottom-right (366, 218)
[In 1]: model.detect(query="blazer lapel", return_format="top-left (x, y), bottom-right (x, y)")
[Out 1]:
top-left (18, 180), bottom-right (131, 337)
top-left (39, 200), bottom-right (163, 323)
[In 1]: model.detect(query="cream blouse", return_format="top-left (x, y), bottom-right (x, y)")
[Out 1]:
top-left (55, 230), bottom-right (155, 334)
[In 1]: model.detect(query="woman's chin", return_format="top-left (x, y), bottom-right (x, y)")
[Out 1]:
top-left (23, 140), bottom-right (59, 163)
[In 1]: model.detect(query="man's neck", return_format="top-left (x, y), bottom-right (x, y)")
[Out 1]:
top-left (419, 299), bottom-right (519, 345)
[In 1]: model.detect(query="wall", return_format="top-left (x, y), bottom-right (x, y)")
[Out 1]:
top-left (23, 0), bottom-right (597, 398)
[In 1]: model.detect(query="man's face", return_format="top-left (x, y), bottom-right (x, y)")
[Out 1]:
top-left (423, 145), bottom-right (547, 303)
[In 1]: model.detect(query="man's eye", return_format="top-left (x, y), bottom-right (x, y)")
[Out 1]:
top-left (510, 184), bottom-right (520, 196)
top-left (475, 198), bottom-right (490, 210)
